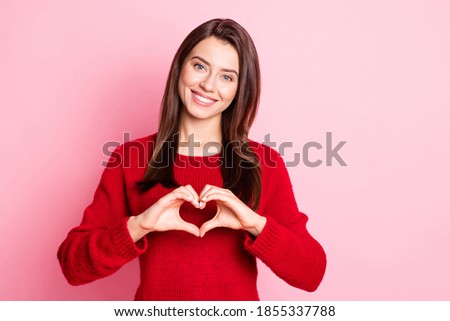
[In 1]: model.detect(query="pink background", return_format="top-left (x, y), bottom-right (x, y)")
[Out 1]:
top-left (1, 0), bottom-right (449, 300)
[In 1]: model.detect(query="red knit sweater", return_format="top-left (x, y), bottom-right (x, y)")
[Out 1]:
top-left (57, 133), bottom-right (326, 300)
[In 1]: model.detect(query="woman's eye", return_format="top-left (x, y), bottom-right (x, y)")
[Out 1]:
top-left (194, 63), bottom-right (205, 71)
top-left (222, 75), bottom-right (233, 82)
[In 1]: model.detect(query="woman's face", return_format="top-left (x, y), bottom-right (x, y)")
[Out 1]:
top-left (178, 36), bottom-right (239, 122)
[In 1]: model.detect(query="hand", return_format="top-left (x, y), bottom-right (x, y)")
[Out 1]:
top-left (128, 185), bottom-right (201, 241)
top-left (198, 184), bottom-right (267, 237)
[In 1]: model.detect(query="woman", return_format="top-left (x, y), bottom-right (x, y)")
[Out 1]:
top-left (57, 18), bottom-right (326, 300)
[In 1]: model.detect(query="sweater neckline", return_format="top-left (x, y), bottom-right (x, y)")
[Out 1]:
top-left (174, 151), bottom-right (222, 169)
top-left (176, 151), bottom-right (222, 159)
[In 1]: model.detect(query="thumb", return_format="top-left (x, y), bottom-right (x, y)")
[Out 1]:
top-left (173, 215), bottom-right (200, 237)
top-left (177, 220), bottom-right (200, 237)
top-left (199, 217), bottom-right (222, 238)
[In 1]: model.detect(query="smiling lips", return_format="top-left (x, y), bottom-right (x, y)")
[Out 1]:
top-left (191, 90), bottom-right (217, 107)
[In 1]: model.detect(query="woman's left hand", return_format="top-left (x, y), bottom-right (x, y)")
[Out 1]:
top-left (198, 184), bottom-right (267, 237)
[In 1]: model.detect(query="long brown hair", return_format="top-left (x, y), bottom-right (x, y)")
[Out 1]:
top-left (137, 18), bottom-right (262, 210)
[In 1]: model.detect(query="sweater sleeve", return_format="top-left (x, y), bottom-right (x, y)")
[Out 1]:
top-left (244, 150), bottom-right (327, 292)
top-left (57, 145), bottom-right (147, 285)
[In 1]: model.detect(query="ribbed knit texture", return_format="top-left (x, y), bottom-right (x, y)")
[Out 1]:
top-left (57, 133), bottom-right (327, 300)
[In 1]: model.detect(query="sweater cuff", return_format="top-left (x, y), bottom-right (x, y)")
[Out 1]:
top-left (110, 217), bottom-right (148, 260)
top-left (244, 216), bottom-right (283, 257)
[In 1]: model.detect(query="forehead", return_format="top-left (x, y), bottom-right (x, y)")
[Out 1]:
top-left (187, 36), bottom-right (239, 71)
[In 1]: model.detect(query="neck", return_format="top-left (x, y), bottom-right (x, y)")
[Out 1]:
top-left (177, 111), bottom-right (222, 156)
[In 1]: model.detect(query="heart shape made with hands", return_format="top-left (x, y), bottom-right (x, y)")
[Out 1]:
top-left (178, 197), bottom-right (216, 228)
top-left (173, 184), bottom-right (260, 238)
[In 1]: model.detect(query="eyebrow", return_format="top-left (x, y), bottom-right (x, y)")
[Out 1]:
top-left (191, 56), bottom-right (239, 77)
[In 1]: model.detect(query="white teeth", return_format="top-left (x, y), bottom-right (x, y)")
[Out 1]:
top-left (194, 93), bottom-right (215, 104)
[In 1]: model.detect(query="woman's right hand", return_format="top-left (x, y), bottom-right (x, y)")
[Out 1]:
top-left (127, 185), bottom-right (201, 241)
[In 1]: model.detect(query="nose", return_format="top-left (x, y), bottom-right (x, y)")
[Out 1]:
top-left (200, 74), bottom-right (215, 92)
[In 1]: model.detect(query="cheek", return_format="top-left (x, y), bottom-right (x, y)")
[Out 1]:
top-left (221, 85), bottom-right (238, 102)
top-left (179, 67), bottom-right (200, 88)
top-left (178, 69), bottom-right (193, 100)
top-left (178, 68), bottom-right (188, 88)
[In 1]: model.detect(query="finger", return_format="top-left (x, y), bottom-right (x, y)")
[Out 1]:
top-left (199, 217), bottom-right (222, 237)
top-left (200, 185), bottom-right (233, 200)
top-left (160, 190), bottom-right (193, 207)
top-left (176, 220), bottom-right (201, 237)
top-left (182, 184), bottom-right (201, 208)
top-left (171, 190), bottom-right (194, 202)
top-left (175, 185), bottom-right (200, 208)
top-left (182, 184), bottom-right (199, 198)
top-left (199, 185), bottom-right (228, 209)
top-left (201, 191), bottom-right (248, 215)
top-left (198, 184), bottom-right (215, 201)
top-left (201, 190), bottom-right (234, 204)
